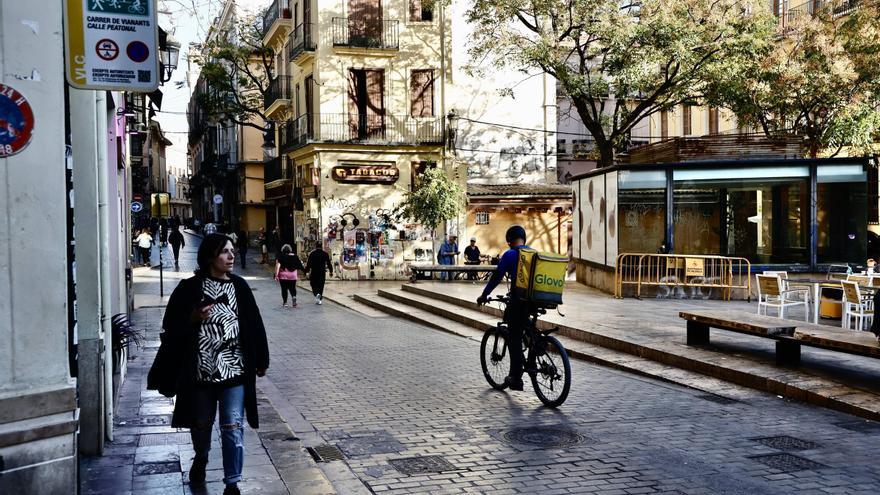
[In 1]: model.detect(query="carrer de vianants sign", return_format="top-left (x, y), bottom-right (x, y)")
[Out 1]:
top-left (331, 164), bottom-right (399, 185)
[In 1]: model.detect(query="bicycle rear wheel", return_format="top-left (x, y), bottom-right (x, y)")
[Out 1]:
top-left (529, 335), bottom-right (571, 408)
top-left (480, 326), bottom-right (510, 390)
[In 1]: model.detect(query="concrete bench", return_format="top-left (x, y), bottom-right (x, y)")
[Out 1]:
top-left (679, 310), bottom-right (880, 365)
top-left (409, 264), bottom-right (496, 283)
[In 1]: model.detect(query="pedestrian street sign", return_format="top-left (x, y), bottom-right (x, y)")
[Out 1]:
top-left (63, 0), bottom-right (160, 92)
top-left (213, 194), bottom-right (223, 205)
top-left (130, 201), bottom-right (143, 213)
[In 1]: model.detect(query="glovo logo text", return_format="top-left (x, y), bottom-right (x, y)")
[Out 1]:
top-left (535, 273), bottom-right (564, 288)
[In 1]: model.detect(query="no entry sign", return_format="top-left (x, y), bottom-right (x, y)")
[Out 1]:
top-left (64, 0), bottom-right (159, 91)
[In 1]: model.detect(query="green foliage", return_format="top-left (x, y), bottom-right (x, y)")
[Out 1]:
top-left (466, 0), bottom-right (776, 166)
top-left (394, 168), bottom-right (465, 230)
top-left (195, 13), bottom-right (274, 131)
top-left (706, 0), bottom-right (880, 157)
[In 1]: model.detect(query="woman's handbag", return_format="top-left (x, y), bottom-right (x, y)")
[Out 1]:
top-left (147, 331), bottom-right (180, 398)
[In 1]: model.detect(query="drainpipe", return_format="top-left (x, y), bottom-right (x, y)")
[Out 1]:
top-left (96, 92), bottom-right (114, 441)
top-left (439, 2), bottom-right (448, 172)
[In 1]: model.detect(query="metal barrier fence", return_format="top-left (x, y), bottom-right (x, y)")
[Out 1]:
top-left (614, 253), bottom-right (751, 300)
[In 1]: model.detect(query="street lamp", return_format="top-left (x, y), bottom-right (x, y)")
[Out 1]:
top-left (159, 33), bottom-right (180, 84)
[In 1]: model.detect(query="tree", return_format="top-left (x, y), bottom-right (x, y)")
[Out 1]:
top-left (707, 0), bottom-right (880, 157)
top-left (394, 167), bottom-right (466, 253)
top-left (194, 13), bottom-right (274, 132)
top-left (466, 0), bottom-right (776, 167)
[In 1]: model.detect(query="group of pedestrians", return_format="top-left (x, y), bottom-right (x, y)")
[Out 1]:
top-left (273, 242), bottom-right (333, 307)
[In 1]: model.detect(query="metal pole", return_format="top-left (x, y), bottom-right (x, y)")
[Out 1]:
top-left (159, 194), bottom-right (165, 297)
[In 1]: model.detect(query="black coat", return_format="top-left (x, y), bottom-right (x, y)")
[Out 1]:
top-left (305, 249), bottom-right (333, 278)
top-left (153, 273), bottom-right (270, 429)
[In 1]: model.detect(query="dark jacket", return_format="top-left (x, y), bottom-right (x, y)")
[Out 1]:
top-left (305, 249), bottom-right (333, 277)
top-left (152, 273), bottom-right (270, 429)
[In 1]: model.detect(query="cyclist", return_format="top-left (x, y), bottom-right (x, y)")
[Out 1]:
top-left (476, 225), bottom-right (530, 391)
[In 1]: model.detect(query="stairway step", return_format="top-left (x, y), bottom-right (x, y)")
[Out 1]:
top-left (358, 289), bottom-right (755, 401)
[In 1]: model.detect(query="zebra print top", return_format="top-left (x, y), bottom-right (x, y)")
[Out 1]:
top-left (196, 277), bottom-right (246, 384)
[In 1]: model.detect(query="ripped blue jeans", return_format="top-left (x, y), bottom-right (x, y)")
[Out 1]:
top-left (190, 384), bottom-right (245, 485)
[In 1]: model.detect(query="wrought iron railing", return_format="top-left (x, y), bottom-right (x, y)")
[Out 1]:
top-left (263, 75), bottom-right (292, 111)
top-left (784, 0), bottom-right (860, 25)
top-left (289, 23), bottom-right (317, 60)
top-left (262, 0), bottom-right (290, 36)
top-left (331, 17), bottom-right (399, 50)
top-left (279, 113), bottom-right (443, 152)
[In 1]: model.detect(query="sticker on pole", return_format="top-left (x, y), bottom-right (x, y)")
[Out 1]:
top-left (64, 0), bottom-right (159, 91)
top-left (0, 84), bottom-right (35, 157)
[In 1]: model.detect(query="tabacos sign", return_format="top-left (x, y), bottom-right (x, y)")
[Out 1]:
top-left (331, 164), bottom-right (399, 185)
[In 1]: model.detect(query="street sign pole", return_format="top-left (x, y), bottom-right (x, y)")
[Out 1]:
top-left (158, 193), bottom-right (164, 297)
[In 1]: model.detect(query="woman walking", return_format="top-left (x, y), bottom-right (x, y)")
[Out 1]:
top-left (274, 244), bottom-right (304, 307)
top-left (135, 228), bottom-right (154, 267)
top-left (158, 234), bottom-right (269, 495)
top-left (305, 242), bottom-right (333, 305)
top-left (168, 226), bottom-right (185, 269)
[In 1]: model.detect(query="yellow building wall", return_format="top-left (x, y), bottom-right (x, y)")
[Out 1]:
top-left (467, 209), bottom-right (571, 258)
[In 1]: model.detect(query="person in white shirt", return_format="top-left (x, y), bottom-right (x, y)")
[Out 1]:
top-left (136, 229), bottom-right (154, 267)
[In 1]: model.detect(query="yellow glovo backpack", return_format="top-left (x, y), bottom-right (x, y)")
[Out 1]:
top-left (513, 248), bottom-right (568, 308)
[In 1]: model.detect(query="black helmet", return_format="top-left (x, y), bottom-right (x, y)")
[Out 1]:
top-left (505, 225), bottom-right (526, 244)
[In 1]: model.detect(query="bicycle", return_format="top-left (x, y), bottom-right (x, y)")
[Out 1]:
top-left (479, 295), bottom-right (572, 408)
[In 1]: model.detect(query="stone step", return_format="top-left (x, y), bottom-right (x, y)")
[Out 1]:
top-left (357, 289), bottom-right (758, 402)
top-left (383, 285), bottom-right (880, 421)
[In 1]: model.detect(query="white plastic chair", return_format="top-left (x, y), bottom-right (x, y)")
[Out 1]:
top-left (841, 281), bottom-right (874, 331)
top-left (756, 274), bottom-right (809, 320)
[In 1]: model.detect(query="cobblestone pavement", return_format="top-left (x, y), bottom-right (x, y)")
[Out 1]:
top-left (247, 273), bottom-right (880, 495)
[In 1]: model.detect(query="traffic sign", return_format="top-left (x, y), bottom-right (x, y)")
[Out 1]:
top-left (0, 84), bottom-right (35, 157)
top-left (213, 194), bottom-right (223, 205)
top-left (64, 0), bottom-right (160, 92)
top-left (130, 201), bottom-right (143, 213)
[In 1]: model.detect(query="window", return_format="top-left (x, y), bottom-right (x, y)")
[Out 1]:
top-left (572, 139), bottom-right (592, 158)
top-left (557, 139), bottom-right (567, 156)
top-left (660, 110), bottom-right (669, 138)
top-left (409, 0), bottom-right (433, 21)
top-left (709, 108), bottom-right (719, 135)
top-left (410, 69), bottom-right (435, 117)
top-left (348, 68), bottom-right (385, 139)
top-left (475, 211), bottom-right (489, 225)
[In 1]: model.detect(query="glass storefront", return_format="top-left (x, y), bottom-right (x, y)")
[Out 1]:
top-left (817, 165), bottom-right (867, 264)
top-left (618, 170), bottom-right (666, 254)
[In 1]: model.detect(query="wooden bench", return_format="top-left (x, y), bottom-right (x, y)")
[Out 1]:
top-left (409, 264), bottom-right (497, 283)
top-left (679, 310), bottom-right (880, 365)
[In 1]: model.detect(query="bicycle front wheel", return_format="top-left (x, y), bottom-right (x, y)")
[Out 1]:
top-left (480, 326), bottom-right (510, 390)
top-left (530, 336), bottom-right (571, 408)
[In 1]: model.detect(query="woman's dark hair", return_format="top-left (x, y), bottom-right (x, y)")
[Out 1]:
top-left (195, 233), bottom-right (233, 276)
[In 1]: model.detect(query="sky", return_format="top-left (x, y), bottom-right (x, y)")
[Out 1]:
top-left (153, 0), bottom-right (266, 173)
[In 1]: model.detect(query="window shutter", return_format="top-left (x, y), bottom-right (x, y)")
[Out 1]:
top-left (410, 70), bottom-right (434, 118)
top-left (410, 0), bottom-right (421, 21)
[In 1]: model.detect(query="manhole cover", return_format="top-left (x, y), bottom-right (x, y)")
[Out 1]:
top-left (751, 435), bottom-right (818, 451)
top-left (138, 433), bottom-right (192, 447)
top-left (749, 453), bottom-right (827, 472)
top-left (307, 444), bottom-right (345, 463)
top-left (834, 420), bottom-right (880, 434)
top-left (698, 394), bottom-right (738, 405)
top-left (389, 455), bottom-right (457, 475)
top-left (134, 461), bottom-right (180, 476)
top-left (502, 426), bottom-right (585, 448)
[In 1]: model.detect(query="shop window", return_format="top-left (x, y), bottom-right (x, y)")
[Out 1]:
top-left (410, 70), bottom-right (435, 118)
top-left (409, 0), bottom-right (433, 21)
top-left (476, 211), bottom-right (490, 225)
top-left (817, 164), bottom-right (867, 263)
top-left (618, 171), bottom-right (666, 254)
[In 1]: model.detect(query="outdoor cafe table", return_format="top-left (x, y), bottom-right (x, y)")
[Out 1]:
top-left (787, 278), bottom-right (876, 324)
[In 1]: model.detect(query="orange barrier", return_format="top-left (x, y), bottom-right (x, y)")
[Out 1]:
top-left (614, 253), bottom-right (751, 300)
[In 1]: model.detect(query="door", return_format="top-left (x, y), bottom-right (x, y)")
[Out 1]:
top-left (348, 69), bottom-right (385, 140)
top-left (305, 75), bottom-right (314, 136)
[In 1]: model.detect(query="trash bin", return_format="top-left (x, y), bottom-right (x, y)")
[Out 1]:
top-left (819, 287), bottom-right (843, 319)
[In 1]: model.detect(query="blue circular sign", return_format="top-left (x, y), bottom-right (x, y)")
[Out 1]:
top-left (131, 201), bottom-right (143, 213)
top-left (126, 41), bottom-right (150, 63)
top-left (0, 84), bottom-right (34, 157)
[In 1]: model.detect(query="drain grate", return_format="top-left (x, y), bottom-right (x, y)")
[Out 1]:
top-left (307, 444), bottom-right (345, 463)
top-left (138, 433), bottom-right (192, 447)
top-left (389, 455), bottom-right (457, 475)
top-left (834, 420), bottom-right (880, 434)
top-left (749, 453), bottom-right (827, 472)
top-left (698, 394), bottom-right (738, 405)
top-left (502, 426), bottom-right (585, 448)
top-left (751, 435), bottom-right (818, 451)
top-left (119, 415), bottom-right (172, 427)
top-left (133, 461), bottom-right (180, 476)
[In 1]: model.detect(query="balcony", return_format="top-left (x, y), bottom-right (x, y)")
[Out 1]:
top-left (279, 113), bottom-right (443, 153)
top-left (289, 23), bottom-right (317, 64)
top-left (782, 0), bottom-right (860, 28)
top-left (263, 76), bottom-right (292, 118)
top-left (331, 17), bottom-right (399, 51)
top-left (262, 0), bottom-right (292, 46)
